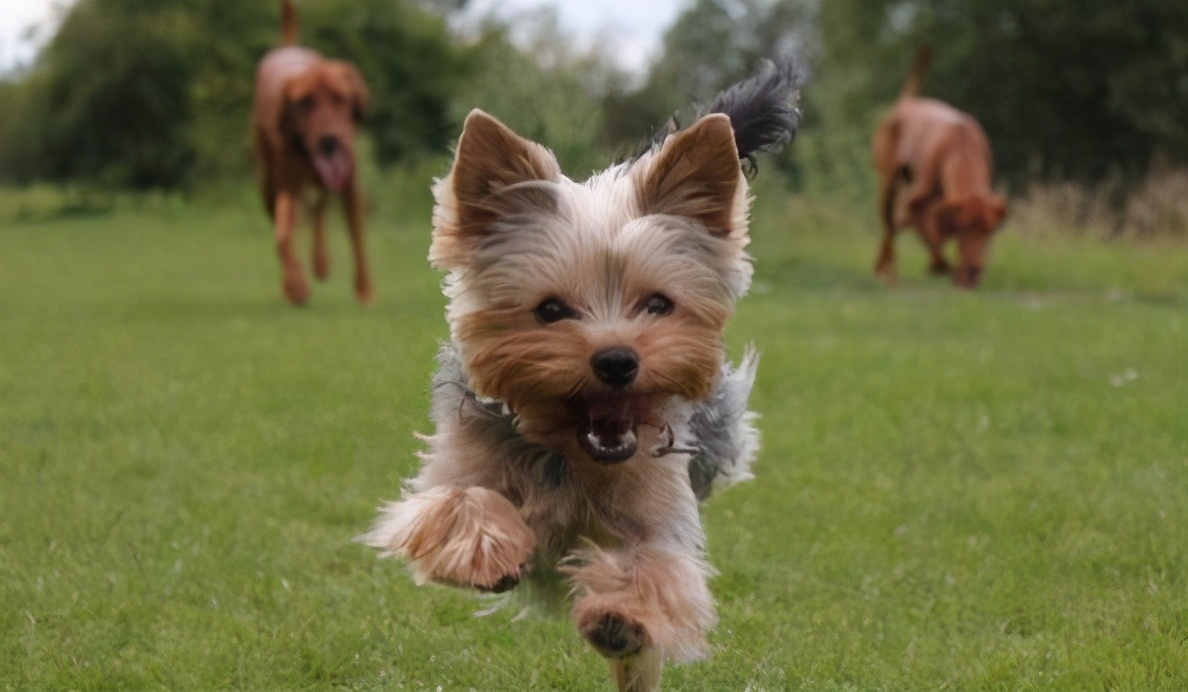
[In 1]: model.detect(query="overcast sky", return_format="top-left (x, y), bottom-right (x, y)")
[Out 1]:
top-left (0, 0), bottom-right (684, 74)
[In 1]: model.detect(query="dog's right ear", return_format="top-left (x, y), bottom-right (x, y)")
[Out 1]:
top-left (430, 109), bottom-right (561, 271)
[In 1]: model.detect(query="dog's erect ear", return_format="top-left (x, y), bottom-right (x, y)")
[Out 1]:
top-left (638, 113), bottom-right (746, 236)
top-left (430, 109), bottom-right (561, 270)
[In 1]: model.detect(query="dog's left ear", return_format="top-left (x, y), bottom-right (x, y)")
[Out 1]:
top-left (638, 113), bottom-right (747, 237)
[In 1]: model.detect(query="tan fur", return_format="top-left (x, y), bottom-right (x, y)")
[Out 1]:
top-left (372, 486), bottom-right (536, 590)
top-left (639, 114), bottom-right (744, 235)
top-left (367, 109), bottom-right (754, 691)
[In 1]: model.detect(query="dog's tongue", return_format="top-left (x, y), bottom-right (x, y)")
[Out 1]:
top-left (313, 149), bottom-right (353, 191)
top-left (577, 398), bottom-right (638, 464)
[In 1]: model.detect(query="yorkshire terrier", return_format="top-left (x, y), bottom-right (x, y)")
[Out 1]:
top-left (363, 61), bottom-right (800, 691)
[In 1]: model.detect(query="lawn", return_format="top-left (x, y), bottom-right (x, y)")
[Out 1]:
top-left (1, 178), bottom-right (1186, 690)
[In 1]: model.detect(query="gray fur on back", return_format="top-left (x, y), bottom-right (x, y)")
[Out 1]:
top-left (430, 343), bottom-right (759, 501)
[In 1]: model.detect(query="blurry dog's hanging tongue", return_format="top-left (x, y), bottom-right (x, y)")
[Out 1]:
top-left (314, 148), bottom-right (353, 191)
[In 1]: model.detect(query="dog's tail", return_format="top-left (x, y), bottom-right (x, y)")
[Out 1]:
top-left (900, 44), bottom-right (931, 99)
top-left (701, 59), bottom-right (802, 161)
top-left (701, 59), bottom-right (802, 177)
top-left (626, 59), bottom-right (800, 176)
top-left (281, 0), bottom-right (298, 46)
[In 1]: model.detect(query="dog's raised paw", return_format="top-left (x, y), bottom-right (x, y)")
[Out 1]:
top-left (582, 612), bottom-right (647, 659)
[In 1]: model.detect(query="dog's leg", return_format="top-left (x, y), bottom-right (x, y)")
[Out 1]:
top-left (274, 190), bottom-right (310, 306)
top-left (567, 545), bottom-right (716, 692)
top-left (364, 486), bottom-right (535, 592)
top-left (919, 208), bottom-right (952, 275)
top-left (311, 194), bottom-right (330, 281)
top-left (343, 182), bottom-right (374, 304)
top-left (874, 178), bottom-right (899, 285)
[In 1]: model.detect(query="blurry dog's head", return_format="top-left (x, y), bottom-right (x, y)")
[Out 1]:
top-left (934, 195), bottom-right (1007, 288)
top-left (430, 110), bottom-right (755, 464)
top-left (282, 61), bottom-right (369, 191)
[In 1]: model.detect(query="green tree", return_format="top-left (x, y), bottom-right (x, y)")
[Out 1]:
top-left (601, 0), bottom-right (812, 158)
top-left (0, 0), bottom-right (467, 190)
top-left (818, 0), bottom-right (1188, 190)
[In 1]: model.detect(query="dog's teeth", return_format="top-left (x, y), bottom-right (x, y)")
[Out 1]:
top-left (587, 428), bottom-right (636, 454)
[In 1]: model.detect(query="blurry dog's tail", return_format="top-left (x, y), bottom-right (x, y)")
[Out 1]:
top-left (701, 59), bottom-right (802, 177)
top-left (900, 44), bottom-right (931, 99)
top-left (281, 0), bottom-right (298, 46)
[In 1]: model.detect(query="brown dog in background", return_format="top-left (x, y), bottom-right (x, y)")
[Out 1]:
top-left (872, 46), bottom-right (1006, 289)
top-left (252, 0), bottom-right (373, 306)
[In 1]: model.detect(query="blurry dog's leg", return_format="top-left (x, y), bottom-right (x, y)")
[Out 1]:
top-left (343, 182), bottom-right (374, 304)
top-left (568, 546), bottom-right (715, 692)
top-left (874, 178), bottom-right (899, 285)
top-left (364, 486), bottom-right (535, 592)
top-left (924, 232), bottom-right (952, 275)
top-left (274, 190), bottom-right (310, 306)
top-left (311, 194), bottom-right (330, 281)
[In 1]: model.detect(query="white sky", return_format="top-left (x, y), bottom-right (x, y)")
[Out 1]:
top-left (0, 0), bottom-right (64, 71)
top-left (461, 0), bottom-right (682, 74)
top-left (0, 0), bottom-right (683, 74)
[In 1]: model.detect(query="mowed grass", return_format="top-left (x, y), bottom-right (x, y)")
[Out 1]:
top-left (1, 178), bottom-right (1186, 690)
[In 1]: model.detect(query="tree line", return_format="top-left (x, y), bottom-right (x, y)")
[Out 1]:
top-left (1, 0), bottom-right (1185, 195)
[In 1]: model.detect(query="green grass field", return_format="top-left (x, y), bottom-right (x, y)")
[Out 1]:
top-left (2, 179), bottom-right (1186, 690)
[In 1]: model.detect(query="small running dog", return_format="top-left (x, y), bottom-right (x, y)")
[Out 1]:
top-left (363, 62), bottom-right (799, 691)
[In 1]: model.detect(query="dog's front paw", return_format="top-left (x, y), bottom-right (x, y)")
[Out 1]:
top-left (580, 610), bottom-right (649, 659)
top-left (354, 276), bottom-right (374, 305)
top-left (369, 486), bottom-right (534, 592)
top-left (313, 253), bottom-right (330, 281)
top-left (282, 271), bottom-right (310, 306)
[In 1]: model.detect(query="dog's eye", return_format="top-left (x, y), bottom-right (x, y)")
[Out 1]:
top-left (295, 96), bottom-right (315, 112)
top-left (641, 294), bottom-right (674, 317)
top-left (534, 298), bottom-right (576, 324)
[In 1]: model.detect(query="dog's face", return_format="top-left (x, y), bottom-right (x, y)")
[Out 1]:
top-left (936, 195), bottom-right (1007, 288)
top-left (431, 110), bottom-right (752, 464)
top-left (282, 61), bottom-right (370, 191)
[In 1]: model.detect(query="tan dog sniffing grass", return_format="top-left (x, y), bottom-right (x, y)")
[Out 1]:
top-left (362, 62), bottom-right (800, 691)
top-left (872, 45), bottom-right (1007, 289)
top-left (252, 0), bottom-right (373, 306)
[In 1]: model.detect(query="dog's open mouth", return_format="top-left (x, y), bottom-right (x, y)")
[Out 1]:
top-left (313, 149), bottom-right (354, 192)
top-left (575, 398), bottom-right (640, 464)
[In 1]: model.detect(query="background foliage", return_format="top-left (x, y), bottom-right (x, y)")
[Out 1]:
top-left (2, 0), bottom-right (1187, 200)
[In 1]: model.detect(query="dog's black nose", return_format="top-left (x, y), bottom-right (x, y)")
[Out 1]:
top-left (317, 136), bottom-right (341, 156)
top-left (591, 347), bottom-right (639, 388)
